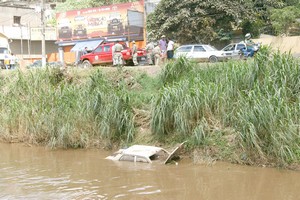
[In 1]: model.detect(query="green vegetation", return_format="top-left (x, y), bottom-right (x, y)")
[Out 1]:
top-left (147, 0), bottom-right (300, 43)
top-left (0, 68), bottom-right (135, 148)
top-left (0, 49), bottom-right (300, 167)
top-left (152, 48), bottom-right (300, 166)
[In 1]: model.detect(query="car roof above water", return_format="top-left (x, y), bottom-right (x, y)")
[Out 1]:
top-left (121, 145), bottom-right (168, 158)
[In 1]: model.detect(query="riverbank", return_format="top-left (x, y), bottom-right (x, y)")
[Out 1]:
top-left (0, 48), bottom-right (299, 169)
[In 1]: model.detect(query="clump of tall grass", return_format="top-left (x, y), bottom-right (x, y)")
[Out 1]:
top-left (0, 68), bottom-right (135, 148)
top-left (152, 49), bottom-right (300, 164)
top-left (90, 70), bottom-right (135, 143)
top-left (159, 56), bottom-right (197, 85)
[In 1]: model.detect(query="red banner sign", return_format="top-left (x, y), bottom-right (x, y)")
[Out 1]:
top-left (56, 0), bottom-right (144, 42)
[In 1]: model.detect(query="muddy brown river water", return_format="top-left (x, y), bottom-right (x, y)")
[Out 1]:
top-left (1, 143), bottom-right (300, 200)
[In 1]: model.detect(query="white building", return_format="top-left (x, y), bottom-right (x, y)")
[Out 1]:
top-left (0, 0), bottom-right (62, 59)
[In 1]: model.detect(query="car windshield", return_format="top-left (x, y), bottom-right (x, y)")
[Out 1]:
top-left (222, 44), bottom-right (235, 51)
top-left (0, 48), bottom-right (8, 54)
top-left (204, 45), bottom-right (218, 51)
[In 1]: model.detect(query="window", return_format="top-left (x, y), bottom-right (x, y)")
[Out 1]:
top-left (204, 45), bottom-right (217, 51)
top-left (13, 16), bottom-right (21, 25)
top-left (119, 155), bottom-right (134, 162)
top-left (237, 44), bottom-right (246, 50)
top-left (0, 48), bottom-right (8, 54)
top-left (194, 46), bottom-right (206, 52)
top-left (94, 46), bottom-right (103, 53)
top-left (177, 46), bottom-right (192, 53)
top-left (135, 156), bottom-right (148, 163)
top-left (103, 45), bottom-right (110, 52)
top-left (223, 44), bottom-right (235, 51)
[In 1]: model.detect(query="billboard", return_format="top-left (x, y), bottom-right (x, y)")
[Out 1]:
top-left (56, 0), bottom-right (144, 42)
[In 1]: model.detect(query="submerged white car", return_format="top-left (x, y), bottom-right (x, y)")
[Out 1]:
top-left (106, 142), bottom-right (185, 164)
top-left (174, 44), bottom-right (226, 62)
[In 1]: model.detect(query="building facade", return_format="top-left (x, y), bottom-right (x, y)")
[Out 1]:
top-left (0, 0), bottom-right (60, 60)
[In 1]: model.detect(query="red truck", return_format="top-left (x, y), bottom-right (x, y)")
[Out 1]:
top-left (80, 42), bottom-right (146, 67)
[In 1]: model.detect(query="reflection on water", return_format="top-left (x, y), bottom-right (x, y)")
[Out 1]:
top-left (0, 143), bottom-right (300, 200)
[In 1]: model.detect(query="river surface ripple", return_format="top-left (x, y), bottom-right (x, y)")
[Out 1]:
top-left (0, 143), bottom-right (300, 200)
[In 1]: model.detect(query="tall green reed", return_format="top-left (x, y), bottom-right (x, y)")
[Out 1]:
top-left (152, 49), bottom-right (300, 163)
top-left (0, 68), bottom-right (135, 148)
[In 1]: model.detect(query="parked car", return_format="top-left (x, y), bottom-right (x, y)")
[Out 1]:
top-left (106, 142), bottom-right (185, 164)
top-left (174, 44), bottom-right (226, 62)
top-left (221, 42), bottom-right (247, 59)
top-left (79, 42), bottom-right (147, 67)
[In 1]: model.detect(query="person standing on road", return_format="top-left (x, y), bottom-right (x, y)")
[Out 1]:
top-left (112, 40), bottom-right (124, 66)
top-left (9, 53), bottom-right (16, 69)
top-left (145, 41), bottom-right (154, 65)
top-left (153, 42), bottom-right (161, 66)
top-left (4, 54), bottom-right (10, 70)
top-left (131, 41), bottom-right (138, 66)
top-left (159, 35), bottom-right (167, 63)
top-left (244, 33), bottom-right (255, 57)
top-left (167, 39), bottom-right (174, 59)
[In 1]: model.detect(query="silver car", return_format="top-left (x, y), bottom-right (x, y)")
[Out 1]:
top-left (221, 42), bottom-right (247, 59)
top-left (174, 44), bottom-right (225, 62)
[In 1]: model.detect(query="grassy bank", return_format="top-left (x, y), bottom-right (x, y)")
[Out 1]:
top-left (0, 49), bottom-right (299, 168)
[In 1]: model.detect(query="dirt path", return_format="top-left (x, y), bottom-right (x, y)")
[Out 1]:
top-left (96, 65), bottom-right (162, 77)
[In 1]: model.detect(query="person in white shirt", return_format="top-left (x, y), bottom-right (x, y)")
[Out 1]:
top-left (10, 53), bottom-right (16, 69)
top-left (167, 39), bottom-right (174, 59)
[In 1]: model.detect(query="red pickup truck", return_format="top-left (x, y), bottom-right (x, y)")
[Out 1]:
top-left (80, 42), bottom-right (146, 67)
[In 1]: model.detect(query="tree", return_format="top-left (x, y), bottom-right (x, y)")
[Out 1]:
top-left (147, 0), bottom-right (258, 44)
top-left (247, 0), bottom-right (300, 36)
top-left (270, 5), bottom-right (300, 35)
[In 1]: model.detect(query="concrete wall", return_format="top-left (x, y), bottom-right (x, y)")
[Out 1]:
top-left (0, 6), bottom-right (40, 27)
top-left (10, 40), bottom-right (58, 55)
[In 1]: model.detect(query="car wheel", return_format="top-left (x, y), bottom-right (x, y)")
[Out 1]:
top-left (82, 60), bottom-right (92, 68)
top-left (209, 56), bottom-right (218, 63)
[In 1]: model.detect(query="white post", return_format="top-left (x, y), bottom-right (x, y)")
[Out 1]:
top-left (20, 26), bottom-right (23, 59)
top-left (41, 0), bottom-right (46, 67)
top-left (27, 23), bottom-right (31, 59)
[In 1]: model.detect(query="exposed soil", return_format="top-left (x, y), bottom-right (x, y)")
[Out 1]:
top-left (96, 65), bottom-right (162, 77)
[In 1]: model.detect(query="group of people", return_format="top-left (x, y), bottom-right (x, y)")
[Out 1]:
top-left (3, 53), bottom-right (17, 70)
top-left (113, 35), bottom-right (175, 67)
top-left (145, 35), bottom-right (175, 66)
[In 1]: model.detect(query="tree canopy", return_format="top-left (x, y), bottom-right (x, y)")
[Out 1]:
top-left (270, 3), bottom-right (300, 36)
top-left (147, 0), bottom-right (300, 44)
top-left (147, 0), bottom-right (253, 44)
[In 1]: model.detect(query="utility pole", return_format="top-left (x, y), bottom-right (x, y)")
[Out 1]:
top-left (127, 11), bottom-right (130, 44)
top-left (20, 26), bottom-right (23, 59)
top-left (41, 0), bottom-right (46, 67)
